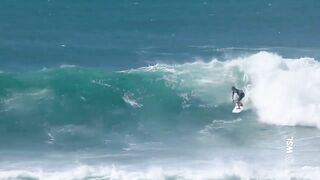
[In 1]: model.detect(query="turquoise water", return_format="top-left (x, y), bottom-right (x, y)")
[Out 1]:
top-left (1, 1), bottom-right (320, 179)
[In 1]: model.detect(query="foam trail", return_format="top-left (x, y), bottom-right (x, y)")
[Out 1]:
top-left (122, 93), bottom-right (143, 108)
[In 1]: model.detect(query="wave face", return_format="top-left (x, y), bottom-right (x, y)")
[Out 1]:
top-left (1, 52), bottom-right (320, 179)
top-left (1, 52), bottom-right (320, 148)
top-left (0, 55), bottom-right (242, 149)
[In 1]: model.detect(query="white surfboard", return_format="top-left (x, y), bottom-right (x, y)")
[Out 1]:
top-left (232, 105), bottom-right (244, 113)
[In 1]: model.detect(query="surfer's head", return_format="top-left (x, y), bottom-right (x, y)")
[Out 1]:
top-left (231, 86), bottom-right (236, 91)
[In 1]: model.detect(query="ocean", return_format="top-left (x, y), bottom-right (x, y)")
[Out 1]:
top-left (1, 1), bottom-right (320, 179)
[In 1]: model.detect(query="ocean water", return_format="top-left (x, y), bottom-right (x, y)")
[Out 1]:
top-left (1, 1), bottom-right (320, 179)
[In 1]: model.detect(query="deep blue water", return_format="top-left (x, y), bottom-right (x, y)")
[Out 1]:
top-left (1, 0), bottom-right (320, 71)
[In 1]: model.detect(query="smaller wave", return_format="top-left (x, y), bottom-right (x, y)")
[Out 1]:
top-left (1, 163), bottom-right (320, 180)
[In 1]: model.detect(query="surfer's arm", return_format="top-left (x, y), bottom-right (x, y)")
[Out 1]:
top-left (231, 92), bottom-right (235, 102)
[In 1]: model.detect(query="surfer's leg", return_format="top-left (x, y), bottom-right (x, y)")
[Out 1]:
top-left (236, 100), bottom-right (241, 109)
top-left (238, 93), bottom-right (244, 107)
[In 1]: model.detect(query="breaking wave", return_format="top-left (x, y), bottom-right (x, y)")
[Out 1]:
top-left (0, 51), bottom-right (319, 150)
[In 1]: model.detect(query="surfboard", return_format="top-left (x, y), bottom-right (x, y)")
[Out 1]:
top-left (232, 105), bottom-right (243, 113)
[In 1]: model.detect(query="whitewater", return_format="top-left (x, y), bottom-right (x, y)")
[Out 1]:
top-left (1, 52), bottom-right (320, 179)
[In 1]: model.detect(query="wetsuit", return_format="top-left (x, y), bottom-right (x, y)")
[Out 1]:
top-left (232, 88), bottom-right (245, 107)
top-left (233, 89), bottom-right (245, 101)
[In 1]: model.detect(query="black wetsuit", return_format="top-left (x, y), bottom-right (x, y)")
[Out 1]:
top-left (232, 88), bottom-right (245, 101)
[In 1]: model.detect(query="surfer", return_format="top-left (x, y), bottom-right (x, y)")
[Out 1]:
top-left (232, 86), bottom-right (245, 109)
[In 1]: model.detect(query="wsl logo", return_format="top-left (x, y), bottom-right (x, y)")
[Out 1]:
top-left (285, 136), bottom-right (294, 164)
top-left (286, 136), bottom-right (294, 153)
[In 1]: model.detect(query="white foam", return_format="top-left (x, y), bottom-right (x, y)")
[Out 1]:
top-left (0, 163), bottom-right (319, 180)
top-left (124, 64), bottom-right (177, 73)
top-left (233, 52), bottom-right (320, 128)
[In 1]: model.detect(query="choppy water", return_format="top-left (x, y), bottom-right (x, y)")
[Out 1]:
top-left (1, 1), bottom-right (320, 179)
